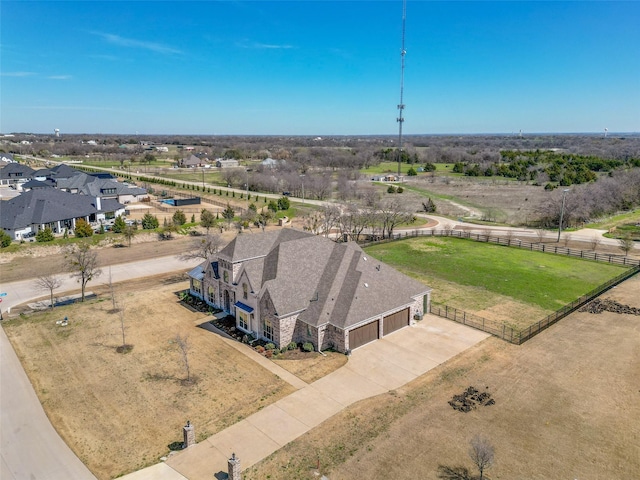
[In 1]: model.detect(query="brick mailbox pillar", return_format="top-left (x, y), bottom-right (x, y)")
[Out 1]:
top-left (228, 452), bottom-right (241, 480)
top-left (183, 421), bottom-right (195, 448)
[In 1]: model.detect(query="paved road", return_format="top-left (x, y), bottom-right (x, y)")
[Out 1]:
top-left (0, 254), bottom-right (199, 314)
top-left (0, 254), bottom-right (199, 480)
top-left (1, 325), bottom-right (98, 480)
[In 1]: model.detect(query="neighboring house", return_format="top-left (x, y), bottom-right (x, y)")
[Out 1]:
top-left (216, 158), bottom-right (239, 168)
top-left (0, 163), bottom-right (35, 186)
top-left (187, 229), bottom-right (431, 353)
top-left (78, 178), bottom-right (148, 204)
top-left (34, 164), bottom-right (148, 203)
top-left (260, 157), bottom-right (285, 168)
top-left (0, 189), bottom-right (125, 240)
top-left (179, 155), bottom-right (209, 168)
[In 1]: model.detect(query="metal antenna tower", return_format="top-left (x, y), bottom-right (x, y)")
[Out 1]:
top-left (396, 0), bottom-right (407, 176)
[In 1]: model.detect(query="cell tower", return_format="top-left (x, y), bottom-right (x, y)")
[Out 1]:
top-left (396, 0), bottom-right (407, 176)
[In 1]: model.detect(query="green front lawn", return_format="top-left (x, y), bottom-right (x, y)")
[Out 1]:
top-left (365, 236), bottom-right (628, 312)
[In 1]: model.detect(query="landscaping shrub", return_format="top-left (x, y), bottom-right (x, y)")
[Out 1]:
top-left (302, 342), bottom-right (314, 352)
top-left (0, 230), bottom-right (11, 247)
top-left (287, 341), bottom-right (297, 350)
top-left (36, 227), bottom-right (54, 243)
top-left (265, 343), bottom-right (275, 350)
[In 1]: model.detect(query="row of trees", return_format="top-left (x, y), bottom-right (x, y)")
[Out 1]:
top-left (302, 198), bottom-right (415, 241)
top-left (535, 168), bottom-right (640, 228)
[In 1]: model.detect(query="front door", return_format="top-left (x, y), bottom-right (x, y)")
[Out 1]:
top-left (224, 290), bottom-right (231, 313)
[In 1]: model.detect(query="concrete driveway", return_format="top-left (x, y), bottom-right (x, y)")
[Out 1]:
top-left (124, 315), bottom-right (489, 480)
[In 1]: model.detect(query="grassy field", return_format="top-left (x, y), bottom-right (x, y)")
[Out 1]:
top-left (585, 208), bottom-right (640, 230)
top-left (244, 275), bottom-right (640, 480)
top-left (364, 237), bottom-right (628, 323)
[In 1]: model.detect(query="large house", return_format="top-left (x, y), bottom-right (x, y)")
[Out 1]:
top-left (0, 189), bottom-right (125, 240)
top-left (0, 162), bottom-right (35, 187)
top-left (188, 229), bottom-right (431, 352)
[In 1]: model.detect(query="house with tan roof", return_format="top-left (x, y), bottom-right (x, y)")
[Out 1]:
top-left (188, 229), bottom-right (431, 352)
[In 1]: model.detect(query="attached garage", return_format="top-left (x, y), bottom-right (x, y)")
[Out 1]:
top-left (383, 308), bottom-right (410, 336)
top-left (348, 320), bottom-right (379, 350)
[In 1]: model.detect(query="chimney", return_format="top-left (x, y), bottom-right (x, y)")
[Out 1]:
top-left (95, 196), bottom-right (102, 211)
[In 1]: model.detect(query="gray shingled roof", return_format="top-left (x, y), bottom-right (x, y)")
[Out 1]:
top-left (0, 189), bottom-right (123, 230)
top-left (218, 229), bottom-right (430, 331)
top-left (0, 162), bottom-right (35, 180)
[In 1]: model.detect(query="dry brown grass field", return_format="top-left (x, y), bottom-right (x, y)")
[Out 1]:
top-left (245, 275), bottom-right (640, 480)
top-left (2, 279), bottom-right (297, 480)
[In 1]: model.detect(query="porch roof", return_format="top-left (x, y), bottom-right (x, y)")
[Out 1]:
top-left (234, 301), bottom-right (254, 313)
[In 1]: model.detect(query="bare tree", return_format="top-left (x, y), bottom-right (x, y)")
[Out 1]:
top-left (535, 228), bottom-right (546, 243)
top-left (123, 225), bottom-right (135, 247)
top-left (35, 274), bottom-right (62, 309)
top-left (303, 211), bottom-right (324, 235)
top-left (175, 334), bottom-right (192, 383)
top-left (180, 233), bottom-right (223, 261)
top-left (468, 435), bottom-right (494, 480)
top-left (562, 232), bottom-right (572, 248)
top-left (503, 228), bottom-right (515, 246)
top-left (379, 198), bottom-right (414, 239)
top-left (64, 242), bottom-right (101, 302)
top-left (618, 234), bottom-right (635, 255)
top-left (320, 205), bottom-right (342, 238)
top-left (589, 235), bottom-right (602, 251)
top-left (480, 227), bottom-right (492, 242)
top-left (114, 295), bottom-right (132, 353)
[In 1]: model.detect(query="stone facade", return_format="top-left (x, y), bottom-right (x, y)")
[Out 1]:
top-left (187, 231), bottom-right (432, 353)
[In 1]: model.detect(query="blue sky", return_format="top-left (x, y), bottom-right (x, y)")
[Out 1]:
top-left (1, 1), bottom-right (639, 135)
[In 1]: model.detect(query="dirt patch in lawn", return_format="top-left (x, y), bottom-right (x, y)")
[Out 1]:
top-left (245, 274), bottom-right (640, 480)
top-left (273, 350), bottom-right (348, 384)
top-left (2, 281), bottom-right (295, 480)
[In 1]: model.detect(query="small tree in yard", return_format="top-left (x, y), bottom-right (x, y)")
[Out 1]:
top-left (141, 213), bottom-right (159, 230)
top-left (112, 215), bottom-right (126, 233)
top-left (589, 235), bottom-right (602, 251)
top-left (123, 225), bottom-right (135, 247)
top-left (35, 274), bottom-right (62, 308)
top-left (172, 209), bottom-right (187, 226)
top-left (36, 227), bottom-right (55, 243)
top-left (175, 334), bottom-right (192, 384)
top-left (74, 218), bottom-right (93, 238)
top-left (1, 230), bottom-right (12, 247)
top-left (65, 242), bottom-right (102, 302)
top-left (277, 196), bottom-right (290, 210)
top-left (222, 203), bottom-right (235, 226)
top-left (114, 294), bottom-right (132, 353)
top-left (469, 435), bottom-right (494, 480)
top-left (200, 209), bottom-right (216, 233)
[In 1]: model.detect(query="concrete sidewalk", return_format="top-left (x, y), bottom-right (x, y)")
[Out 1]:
top-left (123, 316), bottom-right (489, 480)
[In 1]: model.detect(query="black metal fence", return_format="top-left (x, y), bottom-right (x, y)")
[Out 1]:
top-left (430, 265), bottom-right (640, 344)
top-left (362, 227), bottom-right (640, 343)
